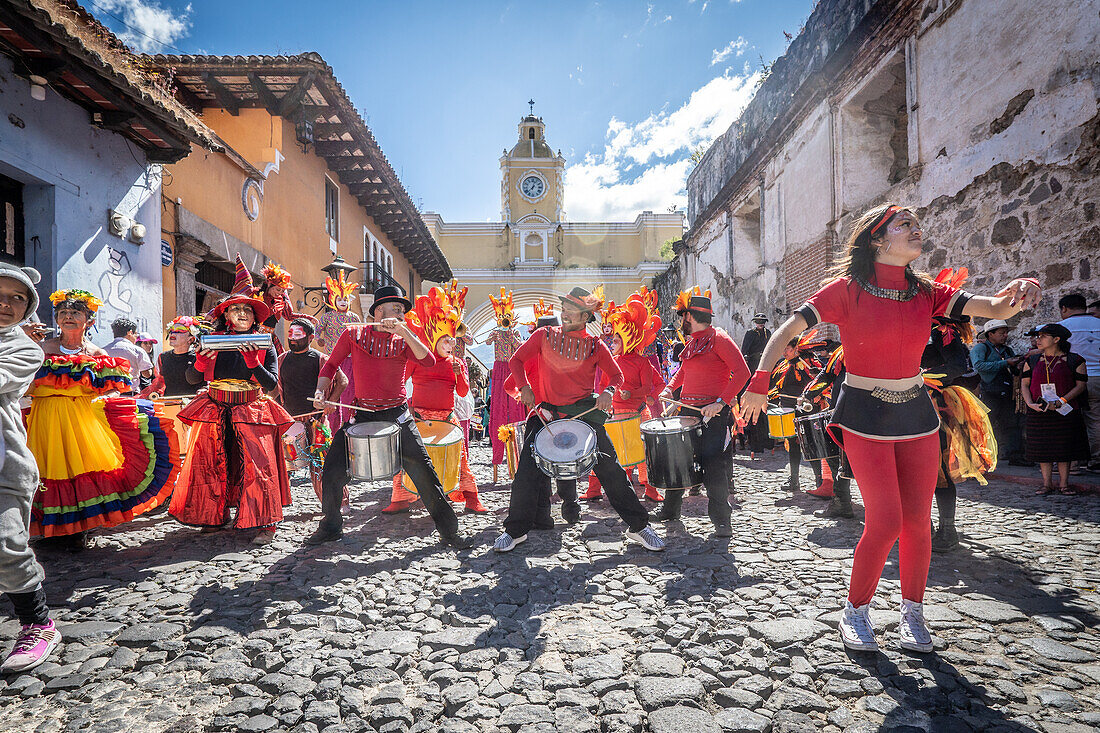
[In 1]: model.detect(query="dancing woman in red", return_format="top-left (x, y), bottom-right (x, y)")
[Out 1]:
top-left (741, 204), bottom-right (1041, 653)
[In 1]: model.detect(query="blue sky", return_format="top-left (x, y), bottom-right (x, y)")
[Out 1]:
top-left (90, 0), bottom-right (814, 222)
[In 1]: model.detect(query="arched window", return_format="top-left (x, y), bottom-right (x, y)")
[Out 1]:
top-left (528, 128), bottom-right (535, 140)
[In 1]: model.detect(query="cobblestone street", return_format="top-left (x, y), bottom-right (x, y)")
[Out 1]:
top-left (2, 441), bottom-right (1099, 733)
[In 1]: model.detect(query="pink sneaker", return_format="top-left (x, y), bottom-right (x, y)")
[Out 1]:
top-left (2, 620), bottom-right (61, 673)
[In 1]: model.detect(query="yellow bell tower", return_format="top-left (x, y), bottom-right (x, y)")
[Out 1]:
top-left (499, 102), bottom-right (565, 264)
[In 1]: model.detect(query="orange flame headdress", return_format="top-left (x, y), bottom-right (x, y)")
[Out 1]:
top-left (675, 286), bottom-right (712, 314)
top-left (262, 262), bottom-right (293, 290)
top-left (532, 299), bottom-right (554, 319)
top-left (489, 288), bottom-right (515, 328)
top-left (442, 279), bottom-right (468, 314)
top-left (406, 287), bottom-right (462, 352)
top-left (606, 290), bottom-right (663, 355)
top-left (932, 267), bottom-right (974, 344)
top-left (324, 270), bottom-right (359, 309)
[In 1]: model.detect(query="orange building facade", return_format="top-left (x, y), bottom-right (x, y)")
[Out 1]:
top-left (155, 54), bottom-right (450, 333)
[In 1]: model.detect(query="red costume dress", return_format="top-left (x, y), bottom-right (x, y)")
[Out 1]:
top-left (169, 334), bottom-right (294, 530)
top-left (751, 261), bottom-right (972, 606)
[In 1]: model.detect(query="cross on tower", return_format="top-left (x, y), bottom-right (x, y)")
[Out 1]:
top-left (528, 99), bottom-right (535, 115)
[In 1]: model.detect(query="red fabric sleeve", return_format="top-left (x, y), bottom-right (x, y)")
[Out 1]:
top-left (929, 282), bottom-right (958, 318)
top-left (319, 330), bottom-right (352, 379)
top-left (597, 370), bottom-right (612, 393)
top-left (805, 278), bottom-right (851, 327)
top-left (509, 330), bottom-right (543, 389)
top-left (409, 335), bottom-right (436, 367)
top-left (192, 352), bottom-right (215, 381)
top-left (454, 358), bottom-right (470, 397)
top-left (746, 369), bottom-right (770, 395)
top-left (715, 331), bottom-right (751, 404)
top-left (595, 340), bottom-right (623, 390)
top-left (644, 360), bottom-right (667, 404)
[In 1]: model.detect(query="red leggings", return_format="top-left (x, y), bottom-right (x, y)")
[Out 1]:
top-left (842, 431), bottom-right (940, 606)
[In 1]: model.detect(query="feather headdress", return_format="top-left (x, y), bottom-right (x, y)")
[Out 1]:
top-left (675, 286), bottom-right (712, 314)
top-left (406, 287), bottom-right (462, 351)
top-left (606, 291), bottom-right (663, 355)
top-left (324, 270), bottom-right (359, 309)
top-left (488, 288), bottom-right (515, 328)
top-left (262, 262), bottom-right (293, 290)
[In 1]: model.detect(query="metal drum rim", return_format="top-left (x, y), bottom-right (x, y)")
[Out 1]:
top-left (640, 416), bottom-right (701, 434)
top-left (347, 421), bottom-right (401, 437)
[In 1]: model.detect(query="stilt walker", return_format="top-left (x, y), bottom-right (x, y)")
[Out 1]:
top-left (316, 270), bottom-right (361, 433)
top-left (485, 289), bottom-right (526, 483)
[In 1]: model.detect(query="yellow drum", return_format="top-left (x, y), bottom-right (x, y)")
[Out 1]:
top-left (402, 420), bottom-right (463, 497)
top-left (505, 420), bottom-right (526, 479)
top-left (766, 406), bottom-right (797, 439)
top-left (604, 413), bottom-right (645, 468)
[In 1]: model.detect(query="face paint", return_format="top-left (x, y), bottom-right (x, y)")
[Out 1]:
top-left (288, 325), bottom-right (307, 340)
top-left (334, 296), bottom-right (350, 312)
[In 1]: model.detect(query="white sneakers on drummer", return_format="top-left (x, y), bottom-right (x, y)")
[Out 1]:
top-left (493, 532), bottom-right (527, 552)
top-left (626, 525), bottom-right (666, 552)
top-left (839, 600), bottom-right (878, 651)
top-left (898, 599), bottom-right (934, 652)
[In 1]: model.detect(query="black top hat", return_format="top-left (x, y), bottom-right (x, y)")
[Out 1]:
top-left (680, 295), bottom-right (711, 315)
top-left (751, 312), bottom-right (768, 322)
top-left (560, 287), bottom-right (600, 311)
top-left (370, 285), bottom-right (412, 316)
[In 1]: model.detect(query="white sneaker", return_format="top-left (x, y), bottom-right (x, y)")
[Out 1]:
top-left (493, 532), bottom-right (527, 552)
top-left (839, 601), bottom-right (878, 651)
top-left (626, 526), bottom-right (666, 552)
top-left (898, 599), bottom-right (934, 652)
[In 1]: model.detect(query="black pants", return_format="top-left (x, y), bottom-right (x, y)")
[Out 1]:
top-left (320, 406), bottom-right (459, 537)
top-left (662, 406), bottom-right (734, 526)
top-left (825, 454), bottom-right (853, 503)
top-left (505, 410), bottom-right (649, 536)
top-left (787, 440), bottom-right (825, 486)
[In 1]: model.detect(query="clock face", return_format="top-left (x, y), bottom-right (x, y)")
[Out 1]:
top-left (521, 175), bottom-right (545, 199)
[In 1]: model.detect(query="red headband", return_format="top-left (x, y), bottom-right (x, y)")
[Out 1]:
top-left (869, 206), bottom-right (901, 236)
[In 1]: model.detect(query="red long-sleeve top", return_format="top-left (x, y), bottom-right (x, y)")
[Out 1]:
top-left (798, 262), bottom-right (969, 380)
top-left (598, 352), bottom-right (666, 413)
top-left (669, 326), bottom-right (750, 406)
top-left (319, 326), bottom-right (434, 410)
top-left (408, 355), bottom-right (469, 412)
top-left (510, 326), bottom-right (623, 406)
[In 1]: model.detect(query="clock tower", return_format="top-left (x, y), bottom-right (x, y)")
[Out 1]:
top-left (500, 106), bottom-right (565, 265)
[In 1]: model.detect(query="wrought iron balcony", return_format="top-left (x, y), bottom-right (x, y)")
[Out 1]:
top-left (360, 260), bottom-right (402, 293)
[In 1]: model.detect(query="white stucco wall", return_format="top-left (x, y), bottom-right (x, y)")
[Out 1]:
top-left (0, 55), bottom-right (164, 342)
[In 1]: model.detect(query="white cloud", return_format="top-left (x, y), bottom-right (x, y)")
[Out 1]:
top-left (95, 0), bottom-right (193, 52)
top-left (564, 70), bottom-right (760, 221)
top-left (710, 36), bottom-right (747, 66)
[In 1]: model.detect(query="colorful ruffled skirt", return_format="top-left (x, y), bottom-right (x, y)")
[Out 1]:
top-left (489, 361), bottom-right (526, 464)
top-left (28, 390), bottom-right (180, 537)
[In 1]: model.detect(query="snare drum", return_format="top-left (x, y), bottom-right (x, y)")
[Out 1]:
top-left (766, 406), bottom-right (797, 439)
top-left (640, 416), bottom-right (703, 490)
top-left (346, 422), bottom-right (401, 480)
top-left (208, 379), bottom-right (262, 406)
top-left (794, 409), bottom-right (839, 460)
top-left (283, 421), bottom-right (310, 471)
top-left (532, 419), bottom-right (598, 480)
top-left (604, 413), bottom-right (645, 468)
top-left (402, 420), bottom-right (463, 497)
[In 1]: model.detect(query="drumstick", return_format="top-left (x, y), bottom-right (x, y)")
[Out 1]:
top-left (571, 404), bottom-right (608, 421)
top-left (317, 399), bottom-right (388, 415)
top-left (291, 410), bottom-right (323, 419)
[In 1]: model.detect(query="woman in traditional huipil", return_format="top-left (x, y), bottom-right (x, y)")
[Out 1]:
top-left (28, 290), bottom-right (180, 551)
top-left (316, 270), bottom-right (361, 432)
top-left (385, 286), bottom-right (487, 515)
top-left (742, 203), bottom-right (1041, 654)
top-left (170, 263), bottom-right (294, 545)
top-left (484, 288), bottom-right (526, 483)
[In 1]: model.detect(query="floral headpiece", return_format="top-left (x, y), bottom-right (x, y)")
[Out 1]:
top-left (324, 270), bottom-right (359, 309)
top-left (606, 291), bottom-right (662, 355)
top-left (406, 287), bottom-right (462, 351)
top-left (166, 315), bottom-right (212, 339)
top-left (262, 262), bottom-right (293, 290)
top-left (50, 289), bottom-right (103, 313)
top-left (489, 288), bottom-right (515, 328)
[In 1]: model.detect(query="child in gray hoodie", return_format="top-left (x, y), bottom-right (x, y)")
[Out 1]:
top-left (0, 263), bottom-right (59, 673)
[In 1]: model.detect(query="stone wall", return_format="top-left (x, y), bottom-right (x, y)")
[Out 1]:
top-left (672, 0), bottom-right (1100, 350)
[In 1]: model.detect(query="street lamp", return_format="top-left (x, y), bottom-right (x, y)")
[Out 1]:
top-left (299, 255), bottom-right (359, 313)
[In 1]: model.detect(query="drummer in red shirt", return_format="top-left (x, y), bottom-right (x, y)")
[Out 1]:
top-left (305, 285), bottom-right (470, 549)
top-left (493, 287), bottom-right (665, 553)
top-left (658, 288), bottom-right (751, 537)
top-left (582, 292), bottom-right (667, 503)
top-left (383, 287), bottom-right (487, 515)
